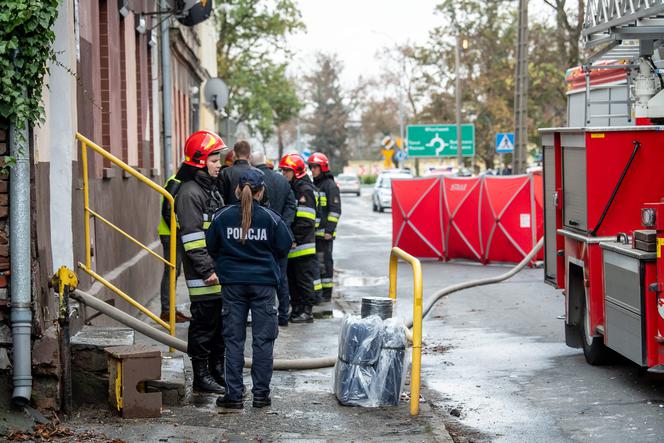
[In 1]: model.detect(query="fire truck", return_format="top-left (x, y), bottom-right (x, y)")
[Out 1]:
top-left (541, 0), bottom-right (664, 370)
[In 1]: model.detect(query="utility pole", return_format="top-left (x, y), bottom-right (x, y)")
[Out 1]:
top-left (513, 0), bottom-right (529, 174)
top-left (455, 33), bottom-right (463, 169)
top-left (398, 52), bottom-right (405, 170)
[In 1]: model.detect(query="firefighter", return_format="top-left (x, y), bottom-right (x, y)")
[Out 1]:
top-left (207, 169), bottom-right (292, 409)
top-left (308, 152), bottom-right (341, 302)
top-left (157, 173), bottom-right (190, 322)
top-left (175, 130), bottom-right (226, 394)
top-left (279, 153), bottom-right (321, 323)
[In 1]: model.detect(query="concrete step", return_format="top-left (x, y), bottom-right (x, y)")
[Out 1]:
top-left (70, 325), bottom-right (192, 408)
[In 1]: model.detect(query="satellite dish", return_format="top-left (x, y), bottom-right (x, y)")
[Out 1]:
top-left (203, 78), bottom-right (229, 111)
top-left (176, 0), bottom-right (213, 27)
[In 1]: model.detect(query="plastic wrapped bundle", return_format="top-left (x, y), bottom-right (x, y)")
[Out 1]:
top-left (371, 319), bottom-right (409, 406)
top-left (334, 314), bottom-right (408, 407)
top-left (337, 314), bottom-right (383, 365)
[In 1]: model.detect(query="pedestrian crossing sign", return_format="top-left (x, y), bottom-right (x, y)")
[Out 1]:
top-left (496, 133), bottom-right (515, 153)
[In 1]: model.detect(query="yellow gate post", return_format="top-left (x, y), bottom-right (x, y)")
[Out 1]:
top-left (388, 246), bottom-right (423, 416)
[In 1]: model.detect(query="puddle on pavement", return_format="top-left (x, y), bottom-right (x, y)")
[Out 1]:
top-left (338, 274), bottom-right (388, 287)
top-left (424, 328), bottom-right (577, 443)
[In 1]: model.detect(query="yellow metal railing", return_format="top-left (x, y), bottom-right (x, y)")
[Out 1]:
top-left (75, 132), bottom-right (177, 342)
top-left (388, 246), bottom-right (423, 416)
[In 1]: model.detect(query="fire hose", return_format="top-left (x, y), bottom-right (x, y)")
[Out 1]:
top-left (69, 238), bottom-right (543, 370)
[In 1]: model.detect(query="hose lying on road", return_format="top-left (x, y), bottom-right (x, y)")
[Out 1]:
top-left (405, 237), bottom-right (544, 329)
top-left (71, 238), bottom-right (542, 371)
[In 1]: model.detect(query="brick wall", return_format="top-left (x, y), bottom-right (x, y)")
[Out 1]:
top-left (0, 121), bottom-right (11, 390)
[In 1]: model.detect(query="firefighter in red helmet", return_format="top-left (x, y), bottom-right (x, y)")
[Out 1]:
top-left (279, 153), bottom-right (321, 323)
top-left (308, 152), bottom-right (341, 302)
top-left (175, 130), bottom-right (227, 393)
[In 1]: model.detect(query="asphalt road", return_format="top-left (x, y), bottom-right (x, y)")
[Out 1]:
top-left (335, 187), bottom-right (664, 443)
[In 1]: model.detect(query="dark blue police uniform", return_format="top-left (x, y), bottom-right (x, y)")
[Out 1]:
top-left (206, 170), bottom-right (293, 407)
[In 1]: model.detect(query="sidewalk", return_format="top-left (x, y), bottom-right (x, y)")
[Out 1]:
top-left (61, 277), bottom-right (454, 442)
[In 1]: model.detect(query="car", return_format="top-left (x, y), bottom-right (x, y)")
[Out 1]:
top-left (336, 174), bottom-right (361, 196)
top-left (372, 171), bottom-right (413, 212)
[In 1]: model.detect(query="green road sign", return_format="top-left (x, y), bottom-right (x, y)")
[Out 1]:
top-left (407, 124), bottom-right (475, 158)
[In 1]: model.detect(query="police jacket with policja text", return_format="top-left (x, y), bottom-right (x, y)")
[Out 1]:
top-left (206, 202), bottom-right (293, 287)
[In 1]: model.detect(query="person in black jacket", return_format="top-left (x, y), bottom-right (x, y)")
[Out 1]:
top-left (218, 140), bottom-right (260, 204)
top-left (308, 152), bottom-right (342, 302)
top-left (278, 153), bottom-right (321, 323)
top-left (207, 169), bottom-right (293, 409)
top-left (174, 130), bottom-right (226, 394)
top-left (251, 151), bottom-right (297, 326)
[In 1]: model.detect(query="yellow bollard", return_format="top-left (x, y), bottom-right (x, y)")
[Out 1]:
top-left (388, 247), bottom-right (423, 416)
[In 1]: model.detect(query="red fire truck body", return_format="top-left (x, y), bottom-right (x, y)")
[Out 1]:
top-left (541, 125), bottom-right (664, 368)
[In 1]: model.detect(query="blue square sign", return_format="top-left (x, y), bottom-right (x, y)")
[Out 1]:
top-left (496, 133), bottom-right (515, 153)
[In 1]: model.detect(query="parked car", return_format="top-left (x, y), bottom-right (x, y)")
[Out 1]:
top-left (372, 171), bottom-right (413, 212)
top-left (336, 174), bottom-right (361, 196)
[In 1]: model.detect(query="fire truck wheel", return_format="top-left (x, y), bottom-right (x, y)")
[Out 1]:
top-left (580, 294), bottom-right (609, 365)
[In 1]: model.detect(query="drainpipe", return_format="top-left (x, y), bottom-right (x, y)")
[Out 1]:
top-left (161, 4), bottom-right (173, 178)
top-left (9, 117), bottom-right (32, 406)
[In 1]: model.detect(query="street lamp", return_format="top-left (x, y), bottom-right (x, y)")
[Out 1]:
top-left (455, 35), bottom-right (468, 169)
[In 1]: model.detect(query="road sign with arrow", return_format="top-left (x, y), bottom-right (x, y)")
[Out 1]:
top-left (406, 124), bottom-right (475, 158)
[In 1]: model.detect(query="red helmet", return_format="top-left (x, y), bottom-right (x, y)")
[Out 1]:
top-left (183, 130), bottom-right (226, 169)
top-left (279, 153), bottom-right (307, 179)
top-left (224, 149), bottom-right (235, 167)
top-left (308, 152), bottom-right (330, 172)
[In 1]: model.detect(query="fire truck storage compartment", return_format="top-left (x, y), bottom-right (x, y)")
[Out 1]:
top-left (600, 242), bottom-right (653, 366)
top-left (542, 132), bottom-right (558, 284)
top-left (561, 132), bottom-right (587, 232)
top-left (558, 128), bottom-right (664, 237)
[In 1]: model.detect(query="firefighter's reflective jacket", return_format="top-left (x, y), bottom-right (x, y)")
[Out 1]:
top-left (288, 175), bottom-right (318, 259)
top-left (313, 172), bottom-right (341, 239)
top-left (157, 175), bottom-right (181, 236)
top-left (175, 171), bottom-right (224, 300)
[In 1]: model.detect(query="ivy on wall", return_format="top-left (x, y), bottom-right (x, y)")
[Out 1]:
top-left (0, 0), bottom-right (60, 170)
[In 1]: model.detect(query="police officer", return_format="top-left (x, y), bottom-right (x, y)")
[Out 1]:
top-left (308, 153), bottom-right (341, 302)
top-left (157, 173), bottom-right (189, 322)
top-left (279, 153), bottom-right (321, 323)
top-left (175, 130), bottom-right (226, 394)
top-left (207, 169), bottom-right (292, 409)
top-left (251, 151), bottom-right (297, 326)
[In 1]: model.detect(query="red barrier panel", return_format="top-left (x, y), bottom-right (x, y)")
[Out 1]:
top-left (480, 175), bottom-right (542, 264)
top-left (441, 177), bottom-right (483, 262)
top-left (391, 174), bottom-right (543, 264)
top-left (392, 177), bottom-right (443, 259)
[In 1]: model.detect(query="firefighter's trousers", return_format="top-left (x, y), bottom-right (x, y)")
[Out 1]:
top-left (287, 254), bottom-right (321, 311)
top-left (188, 299), bottom-right (225, 364)
top-left (316, 238), bottom-right (334, 300)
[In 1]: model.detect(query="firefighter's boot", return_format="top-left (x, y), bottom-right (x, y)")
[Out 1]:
top-left (290, 305), bottom-right (313, 324)
top-left (192, 359), bottom-right (225, 393)
top-left (209, 355), bottom-right (226, 388)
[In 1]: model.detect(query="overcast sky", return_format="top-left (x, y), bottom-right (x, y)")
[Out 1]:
top-left (288, 0), bottom-right (443, 87)
top-left (287, 1), bottom-right (552, 87)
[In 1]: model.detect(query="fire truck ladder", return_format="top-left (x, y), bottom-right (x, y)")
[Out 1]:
top-left (582, 1), bottom-right (664, 124)
top-left (584, 0), bottom-right (664, 61)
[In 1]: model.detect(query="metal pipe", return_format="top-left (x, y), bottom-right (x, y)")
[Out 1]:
top-left (59, 287), bottom-right (72, 414)
top-left (10, 118), bottom-right (32, 406)
top-left (70, 288), bottom-right (336, 370)
top-left (161, 5), bottom-right (173, 178)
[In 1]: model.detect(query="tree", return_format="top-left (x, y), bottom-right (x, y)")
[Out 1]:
top-left (541, 0), bottom-right (585, 68)
top-left (304, 53), bottom-right (350, 173)
top-left (217, 0), bottom-right (304, 141)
